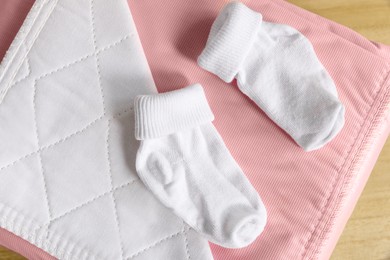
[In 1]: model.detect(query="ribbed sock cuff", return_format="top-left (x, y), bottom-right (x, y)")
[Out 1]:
top-left (134, 84), bottom-right (215, 140)
top-left (197, 1), bottom-right (262, 83)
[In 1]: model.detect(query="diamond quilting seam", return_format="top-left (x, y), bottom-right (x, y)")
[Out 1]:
top-left (0, 0), bottom-right (205, 259)
top-left (0, 35), bottom-right (134, 173)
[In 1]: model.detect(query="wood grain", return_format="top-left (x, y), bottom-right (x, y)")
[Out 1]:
top-left (0, 0), bottom-right (389, 259)
top-left (0, 246), bottom-right (25, 260)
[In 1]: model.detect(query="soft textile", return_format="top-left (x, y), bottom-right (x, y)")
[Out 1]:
top-left (135, 84), bottom-right (267, 249)
top-left (1, 0), bottom-right (390, 259)
top-left (128, 0), bottom-right (390, 259)
top-left (198, 2), bottom-right (345, 151)
top-left (0, 0), bottom-right (214, 259)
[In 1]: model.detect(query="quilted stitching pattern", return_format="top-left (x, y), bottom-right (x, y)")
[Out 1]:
top-left (0, 0), bottom-right (211, 259)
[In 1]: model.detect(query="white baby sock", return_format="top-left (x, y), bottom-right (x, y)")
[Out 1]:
top-left (198, 2), bottom-right (345, 151)
top-left (134, 84), bottom-right (267, 248)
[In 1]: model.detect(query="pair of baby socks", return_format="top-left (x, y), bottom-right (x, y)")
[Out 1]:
top-left (134, 1), bottom-right (345, 249)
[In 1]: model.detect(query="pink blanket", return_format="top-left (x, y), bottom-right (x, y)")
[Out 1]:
top-left (128, 0), bottom-right (390, 259)
top-left (1, 0), bottom-right (390, 259)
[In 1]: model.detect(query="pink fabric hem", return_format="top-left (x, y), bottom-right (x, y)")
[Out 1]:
top-left (304, 70), bottom-right (390, 259)
top-left (0, 227), bottom-right (55, 259)
top-left (321, 100), bottom-right (390, 260)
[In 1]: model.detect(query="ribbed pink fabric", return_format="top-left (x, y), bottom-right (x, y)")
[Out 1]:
top-left (128, 0), bottom-right (390, 259)
top-left (0, 227), bottom-right (55, 259)
top-left (0, 1), bottom-right (390, 260)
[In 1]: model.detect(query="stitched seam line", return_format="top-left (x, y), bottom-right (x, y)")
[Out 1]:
top-left (0, 35), bottom-right (134, 172)
top-left (3, 33), bottom-right (133, 103)
top-left (183, 226), bottom-right (191, 260)
top-left (90, 0), bottom-right (106, 116)
top-left (0, 0), bottom-right (58, 102)
top-left (89, 0), bottom-right (125, 258)
top-left (36, 34), bottom-right (133, 83)
top-left (300, 66), bottom-right (390, 259)
top-left (10, 44), bottom-right (31, 87)
top-left (0, 1), bottom-right (140, 259)
top-left (0, 35), bottom-right (134, 173)
top-left (0, 203), bottom-right (42, 232)
top-left (31, 78), bottom-right (53, 244)
top-left (126, 225), bottom-right (190, 259)
top-left (0, 178), bottom-right (188, 260)
top-left (106, 119), bottom-right (125, 260)
top-left (0, 202), bottom-right (103, 259)
top-left (0, 107), bottom-right (133, 173)
top-left (0, 0), bottom-right (45, 80)
top-left (32, 179), bottom-right (139, 233)
top-left (304, 68), bottom-right (390, 259)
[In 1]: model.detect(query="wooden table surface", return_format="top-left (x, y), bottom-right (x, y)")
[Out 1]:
top-left (1, 0), bottom-right (389, 259)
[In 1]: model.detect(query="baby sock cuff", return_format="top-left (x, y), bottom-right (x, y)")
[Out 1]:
top-left (134, 84), bottom-right (215, 140)
top-left (197, 1), bottom-right (261, 83)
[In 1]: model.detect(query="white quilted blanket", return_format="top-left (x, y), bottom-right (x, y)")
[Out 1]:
top-left (0, 0), bottom-right (213, 259)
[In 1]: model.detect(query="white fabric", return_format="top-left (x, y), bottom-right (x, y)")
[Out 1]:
top-left (0, 0), bottom-right (214, 259)
top-left (198, 1), bottom-right (345, 151)
top-left (134, 84), bottom-right (215, 140)
top-left (134, 84), bottom-right (267, 249)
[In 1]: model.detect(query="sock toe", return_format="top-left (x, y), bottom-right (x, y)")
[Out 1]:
top-left (302, 102), bottom-right (345, 151)
top-left (223, 205), bottom-right (267, 248)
